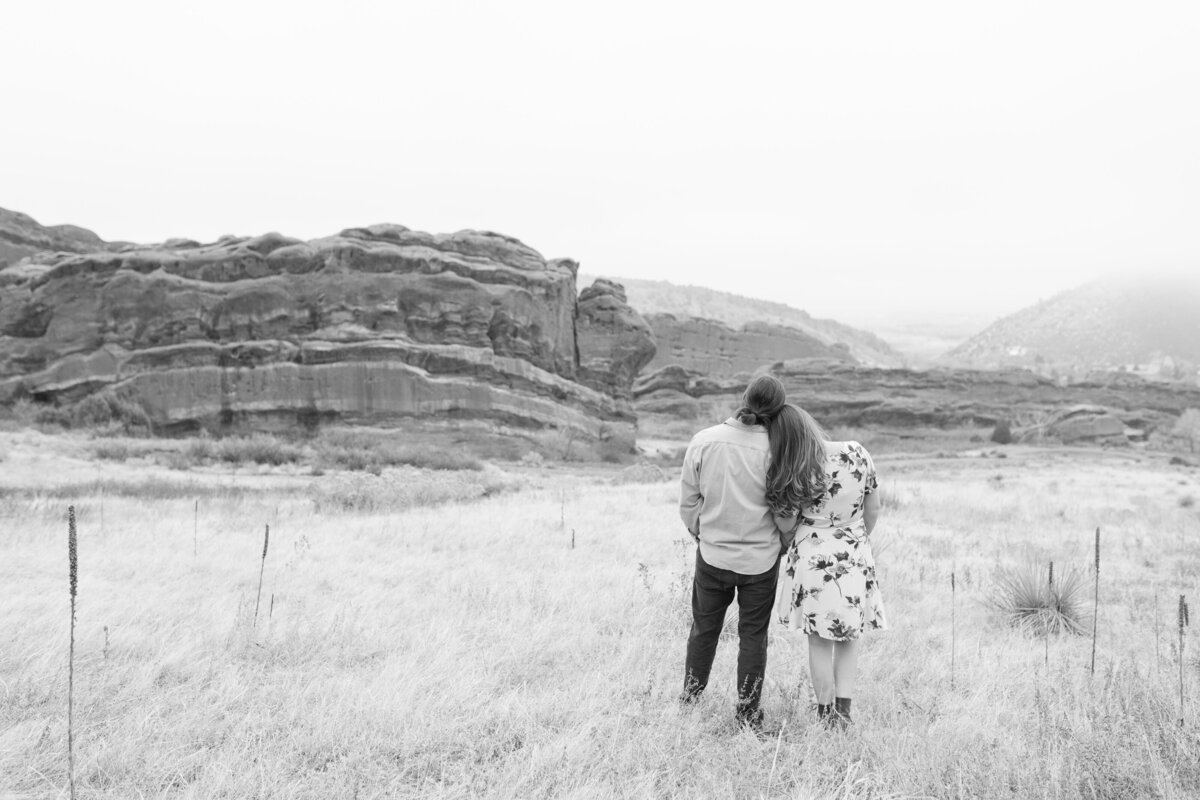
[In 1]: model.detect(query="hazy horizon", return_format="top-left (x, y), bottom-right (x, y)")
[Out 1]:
top-left (3, 1), bottom-right (1198, 335)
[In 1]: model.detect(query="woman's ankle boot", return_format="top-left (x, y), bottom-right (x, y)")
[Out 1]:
top-left (816, 703), bottom-right (833, 726)
top-left (834, 697), bottom-right (853, 729)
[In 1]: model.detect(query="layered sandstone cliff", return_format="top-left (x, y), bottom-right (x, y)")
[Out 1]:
top-left (0, 218), bottom-right (655, 440)
top-left (644, 313), bottom-right (855, 376)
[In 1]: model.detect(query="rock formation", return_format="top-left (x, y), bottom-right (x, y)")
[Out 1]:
top-left (644, 314), bottom-right (855, 376)
top-left (635, 358), bottom-right (1200, 443)
top-left (0, 215), bottom-right (656, 442)
top-left (0, 208), bottom-right (123, 268)
top-left (583, 275), bottom-right (904, 369)
top-left (1027, 405), bottom-right (1129, 446)
top-left (575, 279), bottom-right (657, 398)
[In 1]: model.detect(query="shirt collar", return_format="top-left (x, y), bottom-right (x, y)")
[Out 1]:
top-left (723, 416), bottom-right (766, 432)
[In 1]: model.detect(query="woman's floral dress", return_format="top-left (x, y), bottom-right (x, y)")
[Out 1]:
top-left (779, 441), bottom-right (887, 640)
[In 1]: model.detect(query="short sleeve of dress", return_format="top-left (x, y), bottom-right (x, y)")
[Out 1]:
top-left (860, 444), bottom-right (878, 495)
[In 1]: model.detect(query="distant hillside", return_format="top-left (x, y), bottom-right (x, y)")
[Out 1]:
top-left (580, 275), bottom-right (904, 368)
top-left (945, 272), bottom-right (1200, 379)
top-left (0, 207), bottom-right (122, 267)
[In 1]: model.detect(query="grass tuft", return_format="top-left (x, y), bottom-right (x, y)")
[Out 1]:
top-left (991, 561), bottom-right (1091, 636)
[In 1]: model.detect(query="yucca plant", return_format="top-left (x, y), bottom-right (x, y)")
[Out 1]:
top-left (990, 560), bottom-right (1090, 636)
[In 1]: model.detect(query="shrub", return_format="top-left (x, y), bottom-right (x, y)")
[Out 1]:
top-left (0, 398), bottom-right (39, 431)
top-left (36, 389), bottom-right (154, 435)
top-left (518, 451), bottom-right (545, 467)
top-left (313, 433), bottom-right (482, 472)
top-left (92, 441), bottom-right (133, 461)
top-left (991, 420), bottom-right (1014, 445)
top-left (213, 435), bottom-right (305, 466)
top-left (990, 561), bottom-right (1090, 635)
top-left (391, 444), bottom-right (481, 471)
top-left (185, 438), bottom-right (216, 463)
top-left (1173, 408), bottom-right (1200, 453)
top-left (161, 451), bottom-right (194, 471)
top-left (310, 465), bottom-right (514, 513)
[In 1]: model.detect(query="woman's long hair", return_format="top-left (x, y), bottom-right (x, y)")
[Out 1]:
top-left (766, 404), bottom-right (830, 516)
top-left (734, 374), bottom-right (787, 427)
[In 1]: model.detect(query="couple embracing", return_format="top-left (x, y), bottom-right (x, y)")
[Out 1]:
top-left (678, 375), bottom-right (887, 731)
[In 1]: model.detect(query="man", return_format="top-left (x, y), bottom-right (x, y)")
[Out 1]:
top-left (678, 374), bottom-right (787, 730)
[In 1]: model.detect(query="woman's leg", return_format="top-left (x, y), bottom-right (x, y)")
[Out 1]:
top-left (807, 634), bottom-right (835, 705)
top-left (832, 638), bottom-right (859, 699)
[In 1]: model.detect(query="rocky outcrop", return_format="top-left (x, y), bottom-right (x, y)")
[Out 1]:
top-left (1028, 405), bottom-right (1128, 445)
top-left (582, 275), bottom-right (904, 368)
top-left (0, 208), bottom-right (123, 268)
top-left (0, 219), bottom-right (656, 441)
top-left (635, 358), bottom-right (1200, 443)
top-left (576, 279), bottom-right (657, 398)
top-left (643, 314), bottom-right (855, 376)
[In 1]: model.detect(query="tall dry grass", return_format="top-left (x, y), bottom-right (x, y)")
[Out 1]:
top-left (67, 504), bottom-right (78, 800)
top-left (2, 435), bottom-right (1199, 798)
top-left (1181, 595), bottom-right (1191, 725)
top-left (253, 524), bottom-right (270, 629)
top-left (1092, 526), bottom-right (1100, 674)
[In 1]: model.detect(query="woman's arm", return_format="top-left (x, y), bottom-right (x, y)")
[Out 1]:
top-left (773, 513), bottom-right (797, 533)
top-left (862, 490), bottom-right (881, 535)
top-left (774, 513), bottom-right (800, 550)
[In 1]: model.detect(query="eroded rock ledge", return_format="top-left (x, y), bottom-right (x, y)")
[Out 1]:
top-left (0, 225), bottom-right (656, 440)
top-left (634, 358), bottom-right (1200, 442)
top-left (643, 313), bottom-right (857, 377)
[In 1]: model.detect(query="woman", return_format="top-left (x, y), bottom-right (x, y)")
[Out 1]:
top-left (767, 405), bottom-right (886, 728)
top-left (679, 374), bottom-right (788, 731)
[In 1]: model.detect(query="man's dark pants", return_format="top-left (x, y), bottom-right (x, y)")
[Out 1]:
top-left (683, 547), bottom-right (779, 721)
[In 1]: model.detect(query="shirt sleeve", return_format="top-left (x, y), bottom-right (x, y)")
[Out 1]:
top-left (679, 438), bottom-right (703, 535)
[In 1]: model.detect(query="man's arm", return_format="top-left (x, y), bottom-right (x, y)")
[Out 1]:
top-left (679, 441), bottom-right (703, 539)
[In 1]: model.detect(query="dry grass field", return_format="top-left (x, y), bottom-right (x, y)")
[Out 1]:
top-left (2, 428), bottom-right (1200, 799)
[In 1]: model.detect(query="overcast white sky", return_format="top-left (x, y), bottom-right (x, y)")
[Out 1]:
top-left (2, 1), bottom-right (1197, 332)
